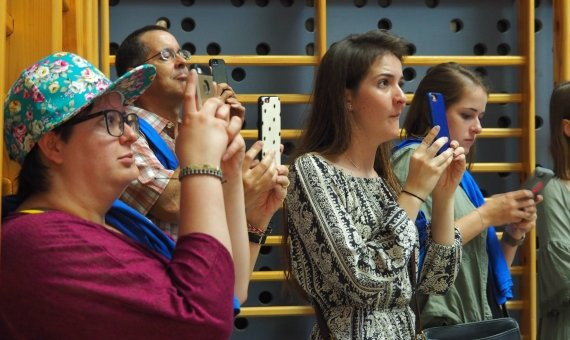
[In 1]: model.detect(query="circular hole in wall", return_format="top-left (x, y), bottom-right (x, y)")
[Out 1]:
top-left (256, 0), bottom-right (270, 7)
top-left (535, 19), bottom-right (543, 32)
top-left (180, 0), bottom-right (195, 6)
top-left (306, 0), bottom-right (314, 6)
top-left (535, 0), bottom-right (541, 7)
top-left (403, 67), bottom-right (416, 81)
top-left (259, 266), bottom-right (272, 271)
top-left (259, 291), bottom-right (274, 304)
top-left (535, 115), bottom-right (543, 129)
top-left (206, 42), bottom-right (221, 55)
top-left (407, 43), bottom-right (417, 55)
top-left (234, 317), bottom-right (249, 330)
top-left (181, 17), bottom-right (195, 32)
top-left (110, 42), bottom-right (119, 55)
top-left (305, 17), bottom-right (314, 32)
top-left (498, 172), bottom-right (511, 178)
top-left (232, 68), bottom-right (247, 82)
top-left (256, 42), bottom-right (271, 55)
top-left (378, 0), bottom-right (391, 7)
top-left (377, 18), bottom-right (392, 30)
top-left (231, 0), bottom-right (245, 6)
top-left (425, 0), bottom-right (439, 8)
top-left (283, 141), bottom-right (296, 155)
top-left (354, 0), bottom-right (367, 7)
top-left (156, 17), bottom-right (170, 29)
top-left (449, 19), bottom-right (463, 33)
top-left (182, 42), bottom-right (196, 55)
top-left (474, 67), bottom-right (488, 77)
top-left (497, 43), bottom-right (511, 55)
top-left (473, 43), bottom-right (487, 55)
top-left (306, 42), bottom-right (315, 56)
top-left (497, 19), bottom-right (511, 33)
top-left (260, 246), bottom-right (272, 255)
top-left (281, 0), bottom-right (294, 6)
top-left (497, 115), bottom-right (512, 128)
top-left (109, 0), bottom-right (120, 6)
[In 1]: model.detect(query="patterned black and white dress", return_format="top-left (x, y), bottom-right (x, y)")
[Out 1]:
top-left (286, 153), bottom-right (462, 339)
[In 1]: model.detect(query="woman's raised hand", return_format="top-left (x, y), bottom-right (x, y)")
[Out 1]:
top-left (176, 69), bottom-right (237, 168)
top-left (404, 126), bottom-right (458, 199)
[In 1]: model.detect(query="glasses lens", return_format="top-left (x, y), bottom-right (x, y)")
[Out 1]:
top-left (179, 50), bottom-right (192, 60)
top-left (126, 114), bottom-right (140, 135)
top-left (105, 110), bottom-right (123, 137)
top-left (159, 48), bottom-right (175, 61)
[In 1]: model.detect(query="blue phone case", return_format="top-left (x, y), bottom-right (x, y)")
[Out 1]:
top-left (427, 92), bottom-right (450, 154)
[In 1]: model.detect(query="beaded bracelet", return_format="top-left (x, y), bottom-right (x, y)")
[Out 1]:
top-left (179, 164), bottom-right (224, 182)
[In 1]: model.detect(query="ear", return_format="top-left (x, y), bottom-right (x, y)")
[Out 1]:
top-left (563, 118), bottom-right (570, 138)
top-left (36, 131), bottom-right (66, 165)
top-left (345, 89), bottom-right (353, 110)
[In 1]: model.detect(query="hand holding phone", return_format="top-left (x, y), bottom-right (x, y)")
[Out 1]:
top-left (258, 96), bottom-right (281, 166)
top-left (521, 166), bottom-right (554, 199)
top-left (427, 92), bottom-right (450, 154)
top-left (189, 64), bottom-right (215, 107)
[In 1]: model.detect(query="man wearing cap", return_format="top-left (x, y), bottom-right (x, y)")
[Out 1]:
top-left (1, 52), bottom-right (241, 338)
top-left (115, 26), bottom-right (289, 304)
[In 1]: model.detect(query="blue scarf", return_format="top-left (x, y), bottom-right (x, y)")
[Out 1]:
top-left (393, 139), bottom-right (513, 305)
top-left (138, 116), bottom-right (241, 313)
top-left (138, 117), bottom-right (179, 170)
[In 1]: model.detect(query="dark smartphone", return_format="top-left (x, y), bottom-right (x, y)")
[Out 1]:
top-left (189, 64), bottom-right (214, 107)
top-left (427, 92), bottom-right (450, 155)
top-left (521, 166), bottom-right (554, 199)
top-left (209, 58), bottom-right (228, 84)
top-left (257, 96), bottom-right (281, 165)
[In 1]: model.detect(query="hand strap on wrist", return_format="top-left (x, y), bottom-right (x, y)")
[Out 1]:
top-left (247, 221), bottom-right (272, 245)
top-left (501, 230), bottom-right (526, 247)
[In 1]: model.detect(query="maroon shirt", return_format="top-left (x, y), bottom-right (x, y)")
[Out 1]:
top-left (0, 211), bottom-right (234, 339)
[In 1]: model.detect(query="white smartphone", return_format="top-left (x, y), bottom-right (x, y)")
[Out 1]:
top-left (257, 96), bottom-right (281, 166)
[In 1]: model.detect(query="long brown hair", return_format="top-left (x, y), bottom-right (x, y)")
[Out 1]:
top-left (283, 29), bottom-right (409, 289)
top-left (548, 81), bottom-right (570, 179)
top-left (293, 29), bottom-right (409, 192)
top-left (402, 62), bottom-right (488, 165)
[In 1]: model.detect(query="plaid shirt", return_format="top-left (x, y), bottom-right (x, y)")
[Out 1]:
top-left (120, 105), bottom-right (180, 240)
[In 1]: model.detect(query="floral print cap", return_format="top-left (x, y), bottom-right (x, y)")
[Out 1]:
top-left (4, 52), bottom-right (156, 164)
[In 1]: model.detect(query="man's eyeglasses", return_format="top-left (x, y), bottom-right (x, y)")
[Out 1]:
top-left (143, 48), bottom-right (192, 64)
top-left (66, 110), bottom-right (139, 137)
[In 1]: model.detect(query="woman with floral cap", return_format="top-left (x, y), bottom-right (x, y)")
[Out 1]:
top-left (0, 52), bottom-right (243, 339)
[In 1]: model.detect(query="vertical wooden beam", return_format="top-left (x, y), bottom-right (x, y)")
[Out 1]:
top-left (0, 0), bottom-right (8, 274)
top-left (518, 0), bottom-right (536, 339)
top-left (84, 0), bottom-right (94, 64)
top-left (553, 0), bottom-right (570, 84)
top-left (100, 0), bottom-right (110, 76)
top-left (315, 0), bottom-right (326, 60)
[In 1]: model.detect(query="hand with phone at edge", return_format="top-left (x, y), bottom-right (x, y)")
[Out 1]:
top-left (209, 59), bottom-right (245, 120)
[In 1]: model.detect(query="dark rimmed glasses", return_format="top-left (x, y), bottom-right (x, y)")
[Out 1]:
top-left (143, 48), bottom-right (192, 64)
top-left (66, 110), bottom-right (139, 137)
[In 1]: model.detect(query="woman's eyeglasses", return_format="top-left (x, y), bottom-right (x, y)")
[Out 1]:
top-left (142, 48), bottom-right (192, 64)
top-left (66, 110), bottom-right (139, 137)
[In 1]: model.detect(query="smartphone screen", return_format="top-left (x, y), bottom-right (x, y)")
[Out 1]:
top-left (190, 64), bottom-right (214, 107)
top-left (209, 58), bottom-right (228, 84)
top-left (427, 92), bottom-right (450, 154)
top-left (257, 96), bottom-right (281, 166)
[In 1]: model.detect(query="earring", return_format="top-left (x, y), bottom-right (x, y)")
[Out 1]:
top-left (347, 103), bottom-right (353, 111)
